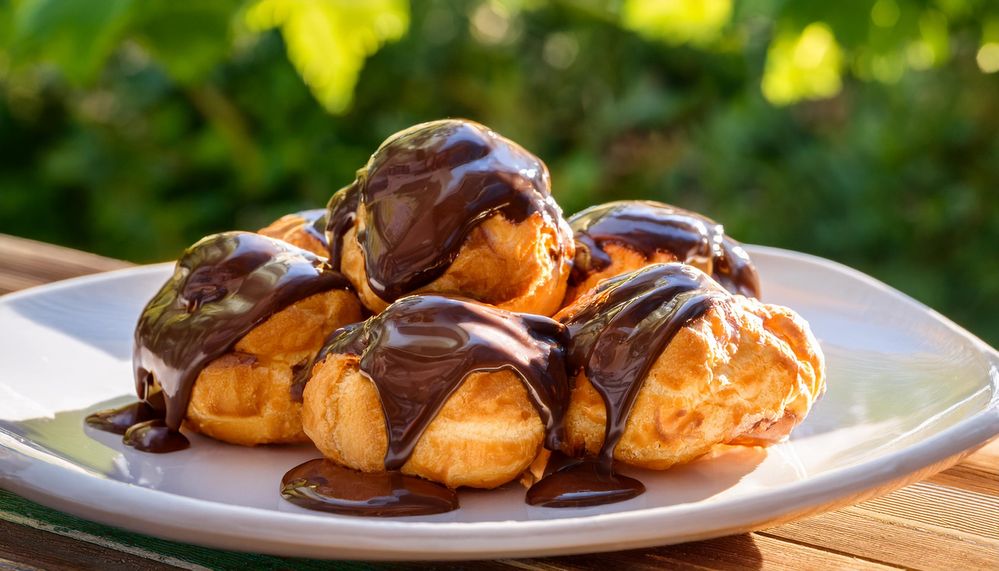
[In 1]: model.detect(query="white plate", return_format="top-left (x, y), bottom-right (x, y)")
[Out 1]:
top-left (0, 246), bottom-right (996, 560)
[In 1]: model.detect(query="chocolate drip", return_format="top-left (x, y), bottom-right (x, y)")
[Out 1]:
top-left (85, 401), bottom-right (158, 435)
top-left (569, 201), bottom-right (760, 298)
top-left (325, 119), bottom-right (572, 302)
top-left (528, 263), bottom-right (728, 507)
top-left (87, 232), bottom-right (351, 453)
top-left (314, 295), bottom-right (569, 470)
top-left (282, 459), bottom-right (458, 516)
top-left (324, 182), bottom-right (359, 270)
top-left (123, 420), bottom-right (191, 453)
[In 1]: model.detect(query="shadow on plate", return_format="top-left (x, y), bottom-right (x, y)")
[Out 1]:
top-left (4, 268), bottom-right (168, 360)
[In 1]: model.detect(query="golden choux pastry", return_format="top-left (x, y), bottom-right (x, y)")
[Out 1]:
top-left (565, 200), bottom-right (760, 305)
top-left (568, 242), bottom-right (680, 306)
top-left (558, 263), bottom-right (824, 470)
top-left (300, 295), bottom-right (569, 489)
top-left (304, 360), bottom-right (545, 488)
top-left (339, 209), bottom-right (570, 316)
top-left (325, 119), bottom-right (574, 316)
top-left (186, 288), bottom-right (361, 445)
top-left (258, 208), bottom-right (328, 257)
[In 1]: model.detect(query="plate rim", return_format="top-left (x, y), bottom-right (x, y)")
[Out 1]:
top-left (1, 246), bottom-right (997, 560)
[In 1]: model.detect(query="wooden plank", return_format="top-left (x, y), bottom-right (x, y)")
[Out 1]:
top-left (0, 520), bottom-right (184, 571)
top-left (0, 233), bottom-right (132, 294)
top-left (760, 506), bottom-right (999, 571)
top-left (0, 490), bottom-right (374, 570)
top-left (506, 533), bottom-right (902, 570)
top-left (856, 481), bottom-right (999, 541)
top-left (927, 439), bottom-right (999, 495)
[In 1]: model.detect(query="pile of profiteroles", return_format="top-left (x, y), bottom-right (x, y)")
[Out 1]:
top-left (86, 119), bottom-right (825, 516)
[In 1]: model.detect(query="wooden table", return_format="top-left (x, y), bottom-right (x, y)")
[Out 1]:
top-left (1, 233), bottom-right (996, 570)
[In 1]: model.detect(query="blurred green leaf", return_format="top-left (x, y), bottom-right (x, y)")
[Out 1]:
top-left (762, 22), bottom-right (844, 105)
top-left (9, 0), bottom-right (134, 83)
top-left (244, 0), bottom-right (409, 113)
top-left (133, 0), bottom-right (240, 84)
top-left (621, 0), bottom-right (733, 46)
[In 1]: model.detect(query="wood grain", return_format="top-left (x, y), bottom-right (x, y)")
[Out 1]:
top-left (0, 233), bottom-right (996, 570)
top-left (0, 520), bottom-right (184, 571)
top-left (0, 233), bottom-right (133, 295)
top-left (927, 442), bottom-right (999, 495)
top-left (760, 507), bottom-right (998, 570)
top-left (506, 533), bottom-right (902, 570)
top-left (0, 490), bottom-right (375, 570)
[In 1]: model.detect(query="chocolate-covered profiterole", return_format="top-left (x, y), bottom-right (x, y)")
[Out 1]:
top-left (282, 295), bottom-right (569, 516)
top-left (569, 200), bottom-right (760, 298)
top-left (527, 263), bottom-right (729, 507)
top-left (86, 232), bottom-right (351, 453)
top-left (325, 119), bottom-right (572, 303)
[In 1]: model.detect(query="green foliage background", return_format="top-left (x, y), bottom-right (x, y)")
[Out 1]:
top-left (1, 0), bottom-right (997, 344)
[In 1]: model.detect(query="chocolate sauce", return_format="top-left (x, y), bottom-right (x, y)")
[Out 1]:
top-left (312, 295), bottom-right (569, 470)
top-left (324, 182), bottom-right (358, 270)
top-left (85, 401), bottom-right (158, 435)
top-left (282, 458), bottom-right (458, 516)
top-left (528, 263), bottom-right (729, 507)
top-left (123, 420), bottom-right (191, 453)
top-left (569, 201), bottom-right (760, 298)
top-left (525, 455), bottom-right (644, 508)
top-left (86, 232), bottom-right (351, 453)
top-left (325, 119), bottom-right (572, 302)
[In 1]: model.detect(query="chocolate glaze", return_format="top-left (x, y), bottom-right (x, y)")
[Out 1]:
top-left (569, 201), bottom-right (760, 298)
top-left (325, 119), bottom-right (572, 302)
top-left (86, 232), bottom-right (351, 453)
top-left (312, 294), bottom-right (569, 470)
top-left (282, 458), bottom-right (458, 516)
top-left (324, 182), bottom-right (359, 270)
top-left (528, 263), bottom-right (729, 507)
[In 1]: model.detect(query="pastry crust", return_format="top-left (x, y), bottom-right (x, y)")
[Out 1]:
top-left (566, 243), bottom-right (704, 306)
top-left (185, 289), bottom-right (362, 445)
top-left (341, 211), bottom-right (572, 317)
top-left (259, 214), bottom-right (327, 257)
top-left (562, 295), bottom-right (825, 470)
top-left (302, 354), bottom-right (545, 489)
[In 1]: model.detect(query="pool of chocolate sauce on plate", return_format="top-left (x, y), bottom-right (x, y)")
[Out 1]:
top-left (282, 459), bottom-right (458, 516)
top-left (325, 119), bottom-right (572, 302)
top-left (525, 452), bottom-right (645, 508)
top-left (526, 263), bottom-right (729, 507)
top-left (569, 201), bottom-right (760, 298)
top-left (85, 231), bottom-right (350, 453)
